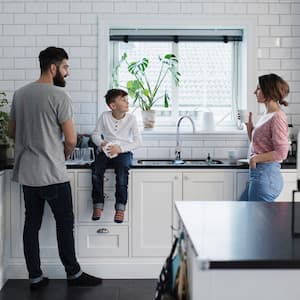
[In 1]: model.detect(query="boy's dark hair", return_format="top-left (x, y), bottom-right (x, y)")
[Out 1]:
top-left (105, 89), bottom-right (128, 106)
top-left (39, 47), bottom-right (69, 73)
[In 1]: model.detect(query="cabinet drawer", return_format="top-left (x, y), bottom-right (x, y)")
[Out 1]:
top-left (78, 225), bottom-right (128, 257)
top-left (77, 170), bottom-right (115, 188)
top-left (77, 190), bottom-right (129, 223)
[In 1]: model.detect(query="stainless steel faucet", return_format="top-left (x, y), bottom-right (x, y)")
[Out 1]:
top-left (175, 115), bottom-right (196, 162)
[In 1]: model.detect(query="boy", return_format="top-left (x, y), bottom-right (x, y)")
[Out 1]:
top-left (91, 89), bottom-right (141, 223)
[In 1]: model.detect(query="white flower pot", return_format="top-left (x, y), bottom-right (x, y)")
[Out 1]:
top-left (141, 110), bottom-right (156, 129)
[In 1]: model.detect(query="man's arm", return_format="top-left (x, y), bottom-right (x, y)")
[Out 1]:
top-left (8, 120), bottom-right (16, 139)
top-left (61, 118), bottom-right (77, 159)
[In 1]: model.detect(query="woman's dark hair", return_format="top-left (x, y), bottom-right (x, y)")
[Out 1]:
top-left (258, 73), bottom-right (289, 107)
top-left (105, 89), bottom-right (128, 106)
top-left (38, 47), bottom-right (69, 73)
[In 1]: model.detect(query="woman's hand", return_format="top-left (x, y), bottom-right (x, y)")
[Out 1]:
top-left (245, 112), bottom-right (254, 141)
top-left (249, 155), bottom-right (257, 169)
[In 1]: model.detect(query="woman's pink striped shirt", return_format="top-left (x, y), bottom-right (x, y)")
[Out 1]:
top-left (251, 110), bottom-right (289, 161)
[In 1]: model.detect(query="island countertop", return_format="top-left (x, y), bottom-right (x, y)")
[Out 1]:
top-left (176, 201), bottom-right (300, 269)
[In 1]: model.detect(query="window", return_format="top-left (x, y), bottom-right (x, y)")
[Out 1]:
top-left (110, 29), bottom-right (243, 129)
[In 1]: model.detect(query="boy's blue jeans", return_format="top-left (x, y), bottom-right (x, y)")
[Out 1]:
top-left (239, 162), bottom-right (283, 202)
top-left (22, 183), bottom-right (81, 282)
top-left (92, 151), bottom-right (133, 211)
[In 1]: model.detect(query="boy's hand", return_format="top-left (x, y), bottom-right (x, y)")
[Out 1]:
top-left (99, 141), bottom-right (108, 151)
top-left (108, 144), bottom-right (121, 157)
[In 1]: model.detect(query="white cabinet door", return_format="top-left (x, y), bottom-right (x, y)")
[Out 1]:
top-left (10, 172), bottom-right (75, 258)
top-left (183, 171), bottom-right (234, 201)
top-left (131, 171), bottom-right (182, 257)
top-left (276, 172), bottom-right (298, 202)
top-left (236, 171), bottom-right (248, 201)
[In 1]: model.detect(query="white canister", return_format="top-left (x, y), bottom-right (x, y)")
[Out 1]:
top-left (228, 150), bottom-right (238, 164)
top-left (199, 111), bottom-right (215, 131)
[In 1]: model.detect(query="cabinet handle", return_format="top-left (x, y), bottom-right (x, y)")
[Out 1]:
top-left (96, 228), bottom-right (109, 234)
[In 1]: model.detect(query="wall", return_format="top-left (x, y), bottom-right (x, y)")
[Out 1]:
top-left (0, 0), bottom-right (299, 160)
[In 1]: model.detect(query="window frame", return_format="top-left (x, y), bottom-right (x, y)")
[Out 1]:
top-left (98, 14), bottom-right (257, 132)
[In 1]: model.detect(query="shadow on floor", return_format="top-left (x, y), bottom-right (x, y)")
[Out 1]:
top-left (0, 279), bottom-right (157, 300)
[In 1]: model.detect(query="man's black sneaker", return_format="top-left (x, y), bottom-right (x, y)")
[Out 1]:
top-left (30, 277), bottom-right (49, 290)
top-left (67, 272), bottom-right (103, 287)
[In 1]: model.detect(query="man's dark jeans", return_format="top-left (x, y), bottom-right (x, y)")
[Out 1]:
top-left (23, 182), bottom-right (81, 280)
top-left (92, 151), bottom-right (132, 211)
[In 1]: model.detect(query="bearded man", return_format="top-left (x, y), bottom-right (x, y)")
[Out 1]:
top-left (8, 47), bottom-right (102, 290)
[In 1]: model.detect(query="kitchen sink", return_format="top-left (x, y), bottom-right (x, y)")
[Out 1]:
top-left (135, 159), bottom-right (224, 166)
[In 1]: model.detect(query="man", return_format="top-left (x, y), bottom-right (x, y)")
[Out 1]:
top-left (8, 47), bottom-right (102, 290)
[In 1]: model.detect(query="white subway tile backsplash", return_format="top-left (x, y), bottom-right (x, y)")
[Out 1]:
top-left (3, 70), bottom-right (25, 80)
top-left (70, 2), bottom-right (92, 13)
top-left (203, 3), bottom-right (224, 14)
top-left (225, 3), bottom-right (246, 14)
top-left (0, 13), bottom-right (13, 24)
top-left (3, 25), bottom-right (24, 35)
top-left (159, 3), bottom-right (181, 13)
top-left (0, 0), bottom-right (299, 156)
top-left (25, 3), bottom-right (47, 13)
top-left (114, 2), bottom-right (137, 13)
top-left (147, 147), bottom-right (170, 159)
top-left (270, 3), bottom-right (291, 15)
top-left (48, 24), bottom-right (69, 35)
top-left (47, 3), bottom-right (70, 13)
top-left (137, 2), bottom-right (158, 13)
top-left (180, 3), bottom-right (202, 14)
top-left (247, 3), bottom-right (268, 15)
top-left (37, 14), bottom-right (58, 24)
top-left (3, 3), bottom-right (25, 13)
top-left (25, 25), bottom-right (47, 35)
top-left (92, 3), bottom-right (114, 13)
top-left (14, 36), bottom-right (36, 47)
top-left (58, 14), bottom-right (81, 25)
top-left (258, 15), bottom-right (279, 25)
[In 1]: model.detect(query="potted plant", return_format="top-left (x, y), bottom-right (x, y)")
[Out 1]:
top-left (0, 92), bottom-right (10, 161)
top-left (112, 53), bottom-right (180, 128)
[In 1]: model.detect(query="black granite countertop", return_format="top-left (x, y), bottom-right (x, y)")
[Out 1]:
top-left (0, 158), bottom-right (296, 172)
top-left (176, 201), bottom-right (300, 269)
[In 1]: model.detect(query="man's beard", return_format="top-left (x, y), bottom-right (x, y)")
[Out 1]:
top-left (53, 71), bottom-right (66, 87)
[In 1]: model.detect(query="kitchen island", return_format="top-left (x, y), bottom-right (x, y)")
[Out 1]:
top-left (176, 201), bottom-right (300, 300)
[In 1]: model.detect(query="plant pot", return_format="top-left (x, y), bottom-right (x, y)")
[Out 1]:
top-left (141, 110), bottom-right (156, 129)
top-left (0, 144), bottom-right (9, 161)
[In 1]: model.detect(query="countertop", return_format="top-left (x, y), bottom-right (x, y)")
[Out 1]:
top-left (0, 157), bottom-right (297, 172)
top-left (176, 201), bottom-right (300, 269)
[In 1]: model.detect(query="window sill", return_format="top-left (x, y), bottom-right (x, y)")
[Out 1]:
top-left (140, 127), bottom-right (247, 135)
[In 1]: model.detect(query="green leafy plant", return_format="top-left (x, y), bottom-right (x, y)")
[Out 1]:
top-left (0, 92), bottom-right (9, 145)
top-left (112, 53), bottom-right (180, 111)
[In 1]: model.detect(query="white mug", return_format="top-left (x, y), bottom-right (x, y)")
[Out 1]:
top-left (237, 109), bottom-right (248, 123)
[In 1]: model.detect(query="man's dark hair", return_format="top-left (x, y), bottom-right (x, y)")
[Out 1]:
top-left (104, 89), bottom-right (128, 106)
top-left (38, 47), bottom-right (69, 73)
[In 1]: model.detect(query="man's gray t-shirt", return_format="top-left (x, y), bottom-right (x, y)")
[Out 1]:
top-left (10, 82), bottom-right (73, 186)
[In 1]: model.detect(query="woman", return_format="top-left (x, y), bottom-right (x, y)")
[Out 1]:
top-left (240, 73), bottom-right (289, 202)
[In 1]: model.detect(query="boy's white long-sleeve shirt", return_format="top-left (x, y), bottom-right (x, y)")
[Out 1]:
top-left (91, 111), bottom-right (142, 153)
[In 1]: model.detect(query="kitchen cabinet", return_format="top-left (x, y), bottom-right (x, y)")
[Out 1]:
top-left (131, 171), bottom-right (182, 257)
top-left (183, 171), bottom-right (234, 201)
top-left (76, 170), bottom-right (129, 258)
top-left (236, 170), bottom-right (298, 202)
top-left (9, 171), bottom-right (75, 259)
